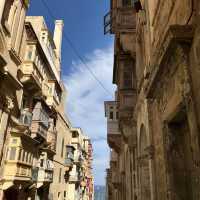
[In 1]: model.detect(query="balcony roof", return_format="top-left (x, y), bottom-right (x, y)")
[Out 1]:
top-left (25, 20), bottom-right (60, 83)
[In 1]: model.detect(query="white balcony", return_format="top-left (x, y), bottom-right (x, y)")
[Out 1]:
top-left (19, 109), bottom-right (33, 127)
top-left (40, 40), bottom-right (60, 82)
top-left (37, 159), bottom-right (53, 188)
top-left (71, 138), bottom-right (79, 144)
top-left (19, 62), bottom-right (43, 91)
top-left (69, 172), bottom-right (79, 183)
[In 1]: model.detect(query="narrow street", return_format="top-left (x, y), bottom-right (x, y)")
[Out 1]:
top-left (0, 0), bottom-right (200, 200)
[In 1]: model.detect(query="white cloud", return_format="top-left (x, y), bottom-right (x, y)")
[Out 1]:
top-left (63, 45), bottom-right (115, 185)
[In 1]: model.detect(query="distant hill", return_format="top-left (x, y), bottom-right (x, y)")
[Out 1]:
top-left (94, 185), bottom-right (106, 200)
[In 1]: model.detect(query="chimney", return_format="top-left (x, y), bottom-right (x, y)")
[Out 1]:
top-left (54, 20), bottom-right (64, 61)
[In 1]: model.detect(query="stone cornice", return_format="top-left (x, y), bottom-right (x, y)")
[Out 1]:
top-left (145, 25), bottom-right (194, 98)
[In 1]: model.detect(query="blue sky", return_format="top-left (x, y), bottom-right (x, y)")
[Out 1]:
top-left (28, 0), bottom-right (115, 185)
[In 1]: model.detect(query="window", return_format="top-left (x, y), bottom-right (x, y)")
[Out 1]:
top-left (72, 132), bottom-right (77, 138)
top-left (26, 46), bottom-right (33, 60)
top-left (18, 149), bottom-right (22, 160)
top-left (31, 155), bottom-right (34, 164)
top-left (41, 31), bottom-right (47, 42)
top-left (109, 111), bottom-right (114, 120)
top-left (26, 152), bottom-right (29, 163)
top-left (64, 191), bottom-right (66, 198)
top-left (122, 0), bottom-right (134, 7)
top-left (59, 168), bottom-right (62, 183)
top-left (40, 159), bottom-right (44, 167)
top-left (61, 138), bottom-right (64, 157)
top-left (12, 139), bottom-right (17, 144)
top-left (9, 147), bottom-right (16, 160)
top-left (29, 154), bottom-right (32, 163)
top-left (116, 112), bottom-right (119, 120)
top-left (22, 150), bottom-right (25, 162)
top-left (123, 71), bottom-right (133, 88)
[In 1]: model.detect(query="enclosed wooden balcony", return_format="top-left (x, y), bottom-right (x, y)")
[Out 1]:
top-left (104, 7), bottom-right (136, 34)
top-left (19, 109), bottom-right (33, 127)
top-left (69, 173), bottom-right (80, 183)
top-left (105, 101), bottom-right (122, 152)
top-left (73, 154), bottom-right (83, 165)
top-left (107, 121), bottom-right (122, 152)
top-left (2, 141), bottom-right (38, 188)
top-left (65, 158), bottom-right (74, 168)
top-left (118, 89), bottom-right (136, 119)
top-left (46, 81), bottom-right (62, 108)
top-left (64, 145), bottom-right (75, 170)
top-left (46, 120), bottom-right (57, 153)
top-left (46, 131), bottom-right (56, 153)
top-left (37, 160), bottom-right (53, 188)
top-left (31, 102), bottom-right (49, 141)
top-left (19, 61), bottom-right (43, 93)
top-left (3, 160), bottom-right (33, 182)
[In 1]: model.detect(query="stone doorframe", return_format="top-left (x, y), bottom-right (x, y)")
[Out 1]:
top-left (145, 25), bottom-right (200, 199)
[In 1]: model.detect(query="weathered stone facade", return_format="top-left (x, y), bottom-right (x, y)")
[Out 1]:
top-left (0, 1), bottom-right (94, 200)
top-left (105, 0), bottom-right (200, 199)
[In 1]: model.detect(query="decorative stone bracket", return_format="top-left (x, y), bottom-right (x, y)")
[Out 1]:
top-left (137, 145), bottom-right (155, 165)
top-left (0, 95), bottom-right (14, 111)
top-left (146, 25), bottom-right (194, 98)
top-left (120, 118), bottom-right (137, 145)
top-left (145, 145), bottom-right (155, 159)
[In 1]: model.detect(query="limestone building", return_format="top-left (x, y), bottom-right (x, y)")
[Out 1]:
top-left (66, 128), bottom-right (94, 200)
top-left (0, 1), bottom-right (94, 200)
top-left (104, 0), bottom-right (200, 199)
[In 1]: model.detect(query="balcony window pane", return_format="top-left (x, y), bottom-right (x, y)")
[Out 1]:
top-left (116, 112), bottom-right (119, 120)
top-left (61, 138), bottom-right (64, 157)
top-left (27, 51), bottom-right (32, 60)
top-left (122, 0), bottom-right (133, 7)
top-left (9, 147), bottom-right (16, 160)
top-left (29, 154), bottom-right (32, 163)
top-left (12, 139), bottom-right (17, 144)
top-left (59, 168), bottom-right (62, 183)
top-left (123, 71), bottom-right (132, 88)
top-left (72, 132), bottom-right (78, 138)
top-left (22, 150), bottom-right (25, 162)
top-left (26, 153), bottom-right (29, 163)
top-left (109, 111), bottom-right (114, 120)
top-left (46, 160), bottom-right (50, 168)
top-left (18, 149), bottom-right (22, 160)
top-left (40, 159), bottom-right (44, 167)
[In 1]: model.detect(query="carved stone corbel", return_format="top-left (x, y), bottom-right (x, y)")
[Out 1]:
top-left (119, 117), bottom-right (136, 143)
top-left (0, 95), bottom-right (14, 112)
top-left (145, 145), bottom-right (155, 159)
top-left (5, 96), bottom-right (14, 110)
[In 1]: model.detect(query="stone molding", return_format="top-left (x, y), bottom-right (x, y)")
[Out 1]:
top-left (0, 95), bottom-right (14, 111)
top-left (146, 25), bottom-right (194, 99)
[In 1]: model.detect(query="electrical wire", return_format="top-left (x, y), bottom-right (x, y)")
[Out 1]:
top-left (40, 0), bottom-right (113, 97)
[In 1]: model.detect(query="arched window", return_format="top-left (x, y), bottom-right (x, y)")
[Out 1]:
top-left (61, 138), bottom-right (64, 157)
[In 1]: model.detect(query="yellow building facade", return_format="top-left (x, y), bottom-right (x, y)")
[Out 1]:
top-left (0, 1), bottom-right (94, 200)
